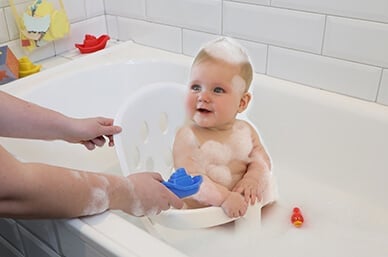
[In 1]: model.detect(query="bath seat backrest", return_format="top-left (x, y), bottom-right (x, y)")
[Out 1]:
top-left (114, 82), bottom-right (187, 179)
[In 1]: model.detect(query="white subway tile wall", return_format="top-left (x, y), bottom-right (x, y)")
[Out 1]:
top-left (223, 2), bottom-right (326, 53)
top-left (323, 17), bottom-right (388, 68)
top-left (377, 70), bottom-right (388, 105)
top-left (146, 0), bottom-right (222, 34)
top-left (271, 0), bottom-right (388, 23)
top-left (117, 17), bottom-right (182, 52)
top-left (85, 0), bottom-right (105, 18)
top-left (267, 46), bottom-right (382, 101)
top-left (104, 0), bottom-right (145, 19)
top-left (0, 8), bottom-right (8, 42)
top-left (1, 0), bottom-right (387, 106)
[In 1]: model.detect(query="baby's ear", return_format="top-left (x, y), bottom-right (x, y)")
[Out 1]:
top-left (238, 92), bottom-right (251, 113)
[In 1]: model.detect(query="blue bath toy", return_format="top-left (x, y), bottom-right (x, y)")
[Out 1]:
top-left (162, 168), bottom-right (203, 198)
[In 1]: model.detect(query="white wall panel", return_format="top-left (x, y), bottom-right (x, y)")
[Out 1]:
top-left (377, 70), bottom-right (388, 105)
top-left (85, 0), bottom-right (104, 18)
top-left (228, 0), bottom-right (270, 5)
top-left (268, 46), bottom-right (381, 101)
top-left (272, 0), bottom-right (388, 23)
top-left (323, 17), bottom-right (388, 68)
top-left (104, 0), bottom-right (145, 19)
top-left (147, 0), bottom-right (221, 34)
top-left (117, 18), bottom-right (181, 53)
top-left (223, 2), bottom-right (325, 53)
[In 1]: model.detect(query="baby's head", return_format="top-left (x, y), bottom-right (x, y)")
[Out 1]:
top-left (191, 37), bottom-right (253, 92)
top-left (186, 37), bottom-right (254, 130)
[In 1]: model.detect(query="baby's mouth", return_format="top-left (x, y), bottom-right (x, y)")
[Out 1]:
top-left (197, 108), bottom-right (211, 113)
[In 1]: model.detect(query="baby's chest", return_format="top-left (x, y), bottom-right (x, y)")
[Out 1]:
top-left (199, 136), bottom-right (252, 164)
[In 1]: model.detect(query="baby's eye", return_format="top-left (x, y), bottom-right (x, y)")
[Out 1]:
top-left (213, 87), bottom-right (225, 94)
top-left (191, 84), bottom-right (201, 92)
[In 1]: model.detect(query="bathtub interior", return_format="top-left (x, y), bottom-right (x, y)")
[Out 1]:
top-left (0, 43), bottom-right (387, 257)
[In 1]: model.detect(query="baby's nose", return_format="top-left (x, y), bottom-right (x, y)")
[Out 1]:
top-left (198, 90), bottom-right (211, 102)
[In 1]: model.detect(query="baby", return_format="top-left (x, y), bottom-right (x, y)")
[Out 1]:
top-left (172, 37), bottom-right (272, 218)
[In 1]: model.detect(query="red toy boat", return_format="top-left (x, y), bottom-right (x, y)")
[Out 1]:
top-left (75, 34), bottom-right (110, 54)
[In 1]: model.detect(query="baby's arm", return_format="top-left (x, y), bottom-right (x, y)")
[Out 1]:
top-left (193, 175), bottom-right (247, 218)
top-left (172, 127), bottom-right (247, 217)
top-left (233, 123), bottom-right (272, 204)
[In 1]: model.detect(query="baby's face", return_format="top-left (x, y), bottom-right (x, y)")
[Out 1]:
top-left (186, 59), bottom-right (247, 130)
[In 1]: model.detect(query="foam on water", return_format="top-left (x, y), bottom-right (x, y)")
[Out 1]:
top-left (147, 170), bottom-right (388, 257)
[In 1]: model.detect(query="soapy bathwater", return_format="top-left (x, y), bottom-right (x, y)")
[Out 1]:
top-left (107, 160), bottom-right (388, 257)
top-left (152, 170), bottom-right (387, 257)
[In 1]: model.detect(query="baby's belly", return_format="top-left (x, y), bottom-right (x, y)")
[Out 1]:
top-left (206, 164), bottom-right (244, 190)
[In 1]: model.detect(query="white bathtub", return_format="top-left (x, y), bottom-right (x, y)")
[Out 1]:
top-left (1, 41), bottom-right (387, 257)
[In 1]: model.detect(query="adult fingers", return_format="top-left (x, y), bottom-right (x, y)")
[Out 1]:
top-left (91, 136), bottom-right (106, 147)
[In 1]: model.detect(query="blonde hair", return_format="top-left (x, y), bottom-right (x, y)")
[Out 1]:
top-left (192, 37), bottom-right (253, 91)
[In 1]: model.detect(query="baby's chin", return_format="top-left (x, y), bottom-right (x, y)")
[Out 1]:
top-left (192, 115), bottom-right (215, 127)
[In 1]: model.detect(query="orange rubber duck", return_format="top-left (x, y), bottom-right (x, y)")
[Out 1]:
top-left (291, 207), bottom-right (304, 227)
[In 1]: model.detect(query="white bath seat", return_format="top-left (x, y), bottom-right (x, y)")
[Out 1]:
top-left (150, 174), bottom-right (277, 229)
top-left (114, 82), bottom-right (277, 230)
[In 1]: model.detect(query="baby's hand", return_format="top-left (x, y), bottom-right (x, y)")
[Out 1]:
top-left (221, 192), bottom-right (248, 218)
top-left (233, 177), bottom-right (261, 205)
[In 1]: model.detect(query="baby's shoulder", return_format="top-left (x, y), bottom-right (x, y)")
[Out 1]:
top-left (234, 119), bottom-right (261, 140)
top-left (234, 119), bottom-right (255, 132)
top-left (175, 125), bottom-right (197, 143)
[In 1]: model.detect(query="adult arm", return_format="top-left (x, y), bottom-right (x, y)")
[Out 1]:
top-left (0, 91), bottom-right (121, 150)
top-left (0, 145), bottom-right (183, 219)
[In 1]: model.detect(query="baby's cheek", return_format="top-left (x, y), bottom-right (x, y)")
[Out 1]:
top-left (185, 96), bottom-right (196, 115)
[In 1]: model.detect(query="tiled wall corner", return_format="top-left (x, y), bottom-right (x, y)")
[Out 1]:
top-left (106, 15), bottom-right (119, 39)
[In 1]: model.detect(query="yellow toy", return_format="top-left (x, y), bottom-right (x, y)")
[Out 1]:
top-left (18, 56), bottom-right (41, 78)
top-left (9, 0), bottom-right (70, 52)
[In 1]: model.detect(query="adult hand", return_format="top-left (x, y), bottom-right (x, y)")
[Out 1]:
top-left (124, 172), bottom-right (184, 216)
top-left (66, 117), bottom-right (122, 150)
